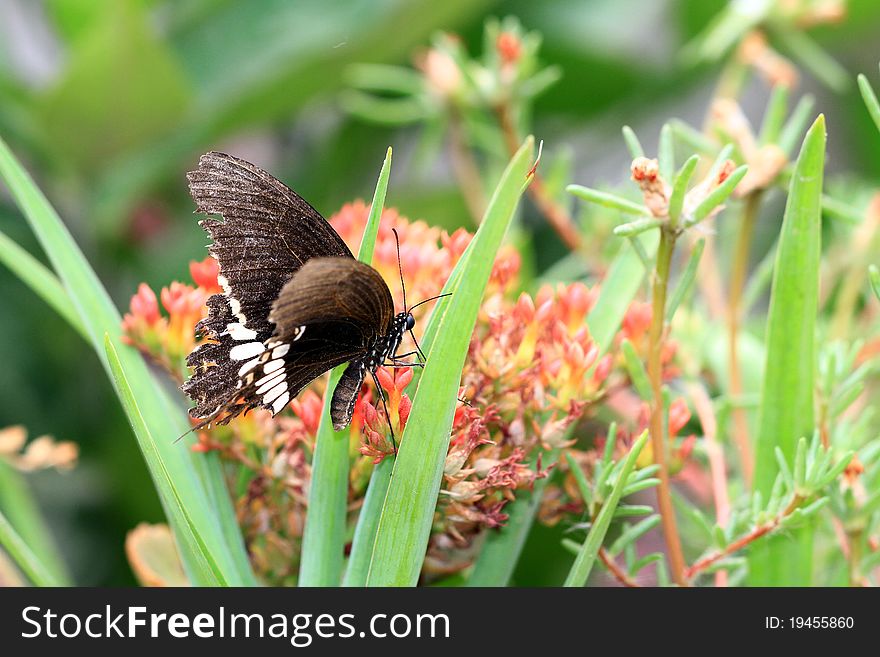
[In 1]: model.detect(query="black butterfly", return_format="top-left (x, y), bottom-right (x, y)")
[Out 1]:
top-left (181, 151), bottom-right (439, 441)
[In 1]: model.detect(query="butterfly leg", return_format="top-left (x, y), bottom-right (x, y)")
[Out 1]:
top-left (409, 329), bottom-right (427, 363)
top-left (370, 369), bottom-right (398, 455)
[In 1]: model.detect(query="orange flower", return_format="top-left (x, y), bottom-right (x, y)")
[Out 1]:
top-left (189, 257), bottom-right (222, 294)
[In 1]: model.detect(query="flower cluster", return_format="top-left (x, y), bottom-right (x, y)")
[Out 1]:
top-left (121, 258), bottom-right (221, 378)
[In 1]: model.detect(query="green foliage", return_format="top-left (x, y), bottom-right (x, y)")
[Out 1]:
top-left (749, 116), bottom-right (825, 585)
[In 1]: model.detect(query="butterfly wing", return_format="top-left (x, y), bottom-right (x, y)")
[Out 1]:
top-left (187, 257), bottom-right (394, 425)
top-left (186, 151), bottom-right (353, 335)
top-left (234, 257), bottom-right (394, 419)
top-left (184, 151), bottom-right (355, 422)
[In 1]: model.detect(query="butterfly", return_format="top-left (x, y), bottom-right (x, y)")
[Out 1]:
top-left (181, 151), bottom-right (441, 443)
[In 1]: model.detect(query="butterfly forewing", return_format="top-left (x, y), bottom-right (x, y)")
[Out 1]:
top-left (186, 151), bottom-right (352, 334)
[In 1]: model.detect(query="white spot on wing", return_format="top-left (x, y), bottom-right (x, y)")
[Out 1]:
top-left (263, 359), bottom-right (284, 374)
top-left (272, 391), bottom-right (290, 415)
top-left (229, 297), bottom-right (247, 324)
top-left (229, 341), bottom-right (264, 361)
top-left (293, 325), bottom-right (306, 342)
top-left (237, 357), bottom-right (259, 377)
top-left (255, 371), bottom-right (285, 392)
top-left (263, 381), bottom-right (288, 404)
top-left (227, 322), bottom-right (258, 341)
top-left (272, 343), bottom-right (290, 358)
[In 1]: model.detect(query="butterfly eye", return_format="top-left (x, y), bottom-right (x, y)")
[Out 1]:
top-left (405, 313), bottom-right (416, 331)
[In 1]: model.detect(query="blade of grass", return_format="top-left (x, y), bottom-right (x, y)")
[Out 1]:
top-left (749, 115), bottom-right (825, 585)
top-left (858, 72), bottom-right (880, 133)
top-left (0, 508), bottom-right (61, 586)
top-left (564, 431), bottom-right (648, 587)
top-left (299, 147), bottom-right (392, 587)
top-left (104, 336), bottom-right (227, 585)
top-left (0, 136), bottom-right (255, 586)
top-left (0, 229), bottom-right (86, 340)
top-left (343, 457), bottom-right (394, 586)
top-left (0, 461), bottom-right (71, 585)
top-left (365, 137), bottom-right (534, 586)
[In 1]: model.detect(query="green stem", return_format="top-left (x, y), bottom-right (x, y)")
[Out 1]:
top-left (648, 227), bottom-right (687, 587)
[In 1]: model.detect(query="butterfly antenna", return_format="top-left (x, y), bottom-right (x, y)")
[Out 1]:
top-left (408, 292), bottom-right (453, 313)
top-left (392, 228), bottom-right (407, 312)
top-left (370, 370), bottom-right (398, 455)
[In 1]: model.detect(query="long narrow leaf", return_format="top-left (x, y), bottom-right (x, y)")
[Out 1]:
top-left (0, 508), bottom-right (61, 587)
top-left (365, 137), bottom-right (534, 586)
top-left (564, 432), bottom-right (648, 586)
top-left (0, 229), bottom-right (86, 339)
top-left (749, 115), bottom-right (825, 585)
top-left (299, 147), bottom-right (392, 586)
top-left (0, 461), bottom-right (71, 585)
top-left (0, 137), bottom-right (254, 585)
top-left (342, 458), bottom-right (393, 586)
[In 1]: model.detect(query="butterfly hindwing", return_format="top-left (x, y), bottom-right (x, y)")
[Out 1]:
top-left (269, 257), bottom-right (394, 346)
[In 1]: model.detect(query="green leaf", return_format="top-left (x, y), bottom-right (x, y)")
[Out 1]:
top-left (771, 26), bottom-right (849, 92)
top-left (668, 155), bottom-right (699, 224)
top-left (567, 185), bottom-right (652, 217)
top-left (299, 147), bottom-right (392, 587)
top-left (613, 217), bottom-right (664, 237)
top-left (0, 136), bottom-right (255, 586)
top-left (0, 229), bottom-right (87, 340)
top-left (565, 452), bottom-right (593, 508)
top-left (622, 339), bottom-right (653, 401)
top-left (564, 432), bottom-right (649, 587)
top-left (365, 138), bottom-right (533, 586)
top-left (858, 73), bottom-right (880, 134)
top-left (759, 85), bottom-right (789, 146)
top-left (0, 461), bottom-right (71, 585)
top-left (0, 508), bottom-right (61, 587)
top-left (343, 458), bottom-right (393, 587)
top-left (749, 115), bottom-right (825, 585)
top-left (666, 238), bottom-right (704, 321)
top-left (621, 125), bottom-right (645, 158)
top-left (685, 165), bottom-right (748, 227)
top-left (607, 515), bottom-right (661, 557)
top-left (870, 265), bottom-right (880, 301)
top-left (778, 94), bottom-right (816, 156)
top-left (588, 233), bottom-right (658, 354)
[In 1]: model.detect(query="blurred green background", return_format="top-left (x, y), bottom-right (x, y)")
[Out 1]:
top-left (1, 0), bottom-right (879, 585)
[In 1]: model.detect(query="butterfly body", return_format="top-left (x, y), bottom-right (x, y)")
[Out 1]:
top-left (181, 151), bottom-right (415, 432)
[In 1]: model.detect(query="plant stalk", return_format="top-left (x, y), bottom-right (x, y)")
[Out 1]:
top-left (648, 227), bottom-right (688, 586)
